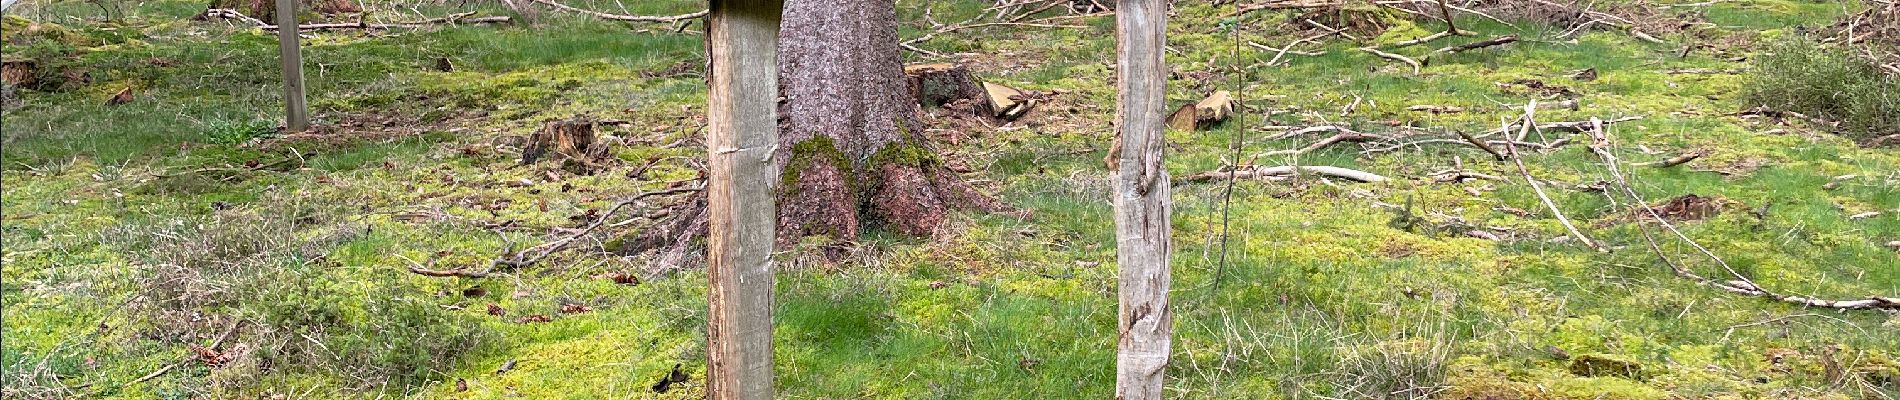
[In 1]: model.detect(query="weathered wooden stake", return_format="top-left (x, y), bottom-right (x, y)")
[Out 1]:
top-left (1112, 0), bottom-right (1172, 398)
top-left (275, 0), bottom-right (308, 132)
top-left (704, 0), bottom-right (781, 399)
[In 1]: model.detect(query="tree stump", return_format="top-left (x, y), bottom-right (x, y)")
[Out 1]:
top-left (904, 63), bottom-right (982, 109)
top-left (1166, 90), bottom-right (1234, 131)
top-left (523, 117), bottom-right (604, 170)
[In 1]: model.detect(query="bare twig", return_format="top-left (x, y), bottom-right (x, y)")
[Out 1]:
top-left (1360, 47), bottom-right (1422, 74)
top-left (1505, 100), bottom-right (1607, 252)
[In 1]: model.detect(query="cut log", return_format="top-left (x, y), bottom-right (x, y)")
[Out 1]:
top-left (1166, 90), bottom-right (1234, 131)
top-left (904, 63), bottom-right (983, 109)
top-left (982, 81), bottom-right (1036, 120)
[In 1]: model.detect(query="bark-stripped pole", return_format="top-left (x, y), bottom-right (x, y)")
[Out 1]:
top-left (1113, 0), bottom-right (1172, 398)
top-left (274, 0), bottom-right (308, 132)
top-left (704, 0), bottom-right (782, 399)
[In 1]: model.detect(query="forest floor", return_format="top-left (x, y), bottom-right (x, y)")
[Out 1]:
top-left (2, 0), bottom-right (1897, 399)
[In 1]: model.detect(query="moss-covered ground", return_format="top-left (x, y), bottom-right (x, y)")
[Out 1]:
top-left (3, 0), bottom-right (1896, 398)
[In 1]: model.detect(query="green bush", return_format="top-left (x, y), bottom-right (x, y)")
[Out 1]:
top-left (1743, 38), bottom-right (1900, 142)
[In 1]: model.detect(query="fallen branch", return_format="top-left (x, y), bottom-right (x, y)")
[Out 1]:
top-left (1255, 130), bottom-right (1390, 158)
top-left (492, 185), bottom-right (702, 269)
top-left (1456, 129), bottom-right (1505, 161)
top-left (1634, 150), bottom-right (1705, 168)
top-left (406, 263), bottom-right (490, 278)
top-left (1428, 35), bottom-right (1520, 54)
top-left (1390, 30), bottom-right (1455, 49)
top-left (1261, 27), bottom-right (1344, 66)
top-left (1407, 104), bottom-right (1465, 113)
top-left (1505, 100), bottom-right (1608, 252)
top-left (1432, 0), bottom-right (1459, 34)
top-left (527, 0), bottom-right (706, 23)
top-left (1360, 47), bottom-right (1422, 74)
top-left (1178, 165), bottom-right (1390, 184)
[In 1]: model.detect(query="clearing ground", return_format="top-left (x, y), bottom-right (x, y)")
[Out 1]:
top-left (2, 0), bottom-right (1897, 398)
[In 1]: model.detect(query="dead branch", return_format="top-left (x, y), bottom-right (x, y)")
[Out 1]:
top-left (493, 185), bottom-right (702, 269)
top-left (526, 0), bottom-right (706, 23)
top-left (1430, 35), bottom-right (1518, 57)
top-left (1389, 30), bottom-right (1455, 48)
top-left (1266, 125), bottom-right (1352, 140)
top-left (1634, 150), bottom-right (1705, 168)
top-left (1247, 41), bottom-right (1325, 57)
top-left (406, 263), bottom-right (490, 278)
top-left (1456, 129), bottom-right (1505, 161)
top-left (1178, 165), bottom-right (1390, 184)
top-left (1261, 27), bottom-right (1345, 66)
top-left (1432, 0), bottom-right (1459, 35)
top-left (1407, 104), bottom-right (1465, 113)
top-left (1505, 100), bottom-right (1608, 253)
top-left (1256, 130), bottom-right (1391, 158)
top-left (1360, 47), bottom-right (1422, 74)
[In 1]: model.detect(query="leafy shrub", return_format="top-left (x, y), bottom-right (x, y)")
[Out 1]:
top-left (1743, 38), bottom-right (1900, 142)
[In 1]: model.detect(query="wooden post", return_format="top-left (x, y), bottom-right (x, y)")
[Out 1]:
top-left (704, 1), bottom-right (781, 399)
top-left (1112, 0), bottom-right (1171, 399)
top-left (275, 0), bottom-right (308, 132)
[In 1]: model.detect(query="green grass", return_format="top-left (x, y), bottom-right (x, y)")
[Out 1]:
top-left (4, 0), bottom-right (1898, 399)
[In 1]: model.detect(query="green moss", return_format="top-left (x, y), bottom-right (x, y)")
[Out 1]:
top-left (781, 134), bottom-right (854, 196)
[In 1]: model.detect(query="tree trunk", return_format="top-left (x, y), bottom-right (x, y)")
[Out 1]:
top-left (1112, 0), bottom-right (1172, 398)
top-left (623, 0), bottom-right (1008, 268)
top-left (773, 0), bottom-right (1006, 248)
top-left (703, 1), bottom-right (781, 399)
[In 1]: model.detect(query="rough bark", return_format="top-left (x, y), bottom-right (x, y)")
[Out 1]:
top-left (703, 1), bottom-right (781, 399)
top-left (1113, 0), bottom-right (1172, 398)
top-left (773, 0), bottom-right (1006, 248)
